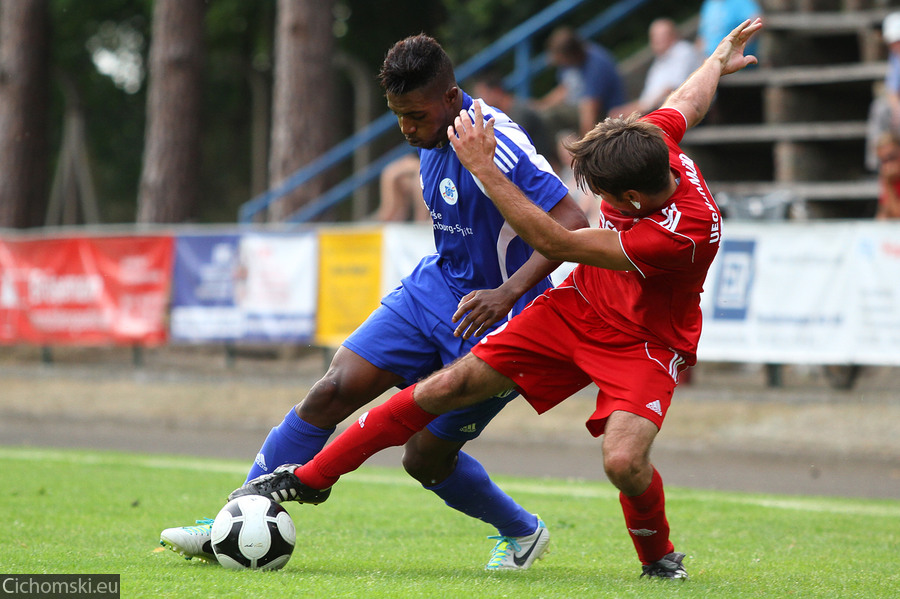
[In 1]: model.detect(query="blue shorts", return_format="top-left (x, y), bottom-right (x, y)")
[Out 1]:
top-left (343, 286), bottom-right (516, 442)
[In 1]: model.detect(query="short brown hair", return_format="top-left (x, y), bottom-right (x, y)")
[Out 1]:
top-left (566, 113), bottom-right (671, 197)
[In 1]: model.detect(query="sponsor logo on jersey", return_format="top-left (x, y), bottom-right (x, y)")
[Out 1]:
top-left (659, 204), bottom-right (683, 232)
top-left (439, 178), bottom-right (459, 205)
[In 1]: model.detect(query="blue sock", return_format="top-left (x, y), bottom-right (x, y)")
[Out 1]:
top-left (245, 409), bottom-right (335, 483)
top-left (425, 451), bottom-right (537, 537)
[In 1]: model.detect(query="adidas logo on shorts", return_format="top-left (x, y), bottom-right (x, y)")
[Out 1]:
top-left (645, 400), bottom-right (663, 417)
top-left (458, 423), bottom-right (477, 433)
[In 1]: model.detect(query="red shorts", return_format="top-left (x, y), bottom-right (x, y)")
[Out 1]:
top-left (471, 285), bottom-right (690, 437)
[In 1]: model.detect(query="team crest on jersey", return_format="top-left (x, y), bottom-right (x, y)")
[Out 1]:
top-left (659, 204), bottom-right (682, 232)
top-left (439, 177), bottom-right (459, 205)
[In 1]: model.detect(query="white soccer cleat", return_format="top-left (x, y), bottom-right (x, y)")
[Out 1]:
top-left (485, 515), bottom-right (550, 570)
top-left (159, 518), bottom-right (217, 564)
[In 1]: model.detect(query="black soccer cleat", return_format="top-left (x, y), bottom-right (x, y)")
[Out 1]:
top-left (641, 552), bottom-right (688, 580)
top-left (229, 464), bottom-right (332, 505)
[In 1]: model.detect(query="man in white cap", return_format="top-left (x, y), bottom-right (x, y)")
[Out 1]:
top-left (866, 12), bottom-right (900, 171)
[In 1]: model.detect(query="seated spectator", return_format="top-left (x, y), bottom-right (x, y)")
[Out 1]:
top-left (865, 12), bottom-right (900, 172)
top-left (472, 72), bottom-right (555, 166)
top-left (696, 0), bottom-right (762, 59)
top-left (375, 153), bottom-right (429, 222)
top-left (533, 26), bottom-right (626, 136)
top-left (875, 131), bottom-right (900, 219)
top-left (613, 18), bottom-right (702, 117)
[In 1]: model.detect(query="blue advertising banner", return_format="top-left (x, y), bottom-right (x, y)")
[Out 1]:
top-left (170, 233), bottom-right (317, 343)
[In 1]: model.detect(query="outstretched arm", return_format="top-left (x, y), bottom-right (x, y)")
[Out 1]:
top-left (662, 18), bottom-right (763, 129)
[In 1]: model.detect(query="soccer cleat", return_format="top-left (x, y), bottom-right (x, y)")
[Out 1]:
top-left (159, 518), bottom-right (217, 563)
top-left (228, 463), bottom-right (332, 505)
top-left (484, 515), bottom-right (550, 570)
top-left (641, 551), bottom-right (688, 579)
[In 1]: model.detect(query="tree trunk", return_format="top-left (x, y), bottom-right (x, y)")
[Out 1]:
top-left (0, 0), bottom-right (50, 228)
top-left (268, 0), bottom-right (335, 222)
top-left (136, 0), bottom-right (205, 224)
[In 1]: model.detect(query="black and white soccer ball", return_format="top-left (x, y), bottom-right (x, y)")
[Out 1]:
top-left (211, 495), bottom-right (296, 570)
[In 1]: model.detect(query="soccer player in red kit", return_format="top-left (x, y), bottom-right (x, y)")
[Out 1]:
top-left (230, 18), bottom-right (764, 579)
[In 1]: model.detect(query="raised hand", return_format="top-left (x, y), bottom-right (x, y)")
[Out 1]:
top-left (448, 101), bottom-right (498, 179)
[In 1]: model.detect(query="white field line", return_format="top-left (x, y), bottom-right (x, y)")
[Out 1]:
top-left (2, 447), bottom-right (898, 518)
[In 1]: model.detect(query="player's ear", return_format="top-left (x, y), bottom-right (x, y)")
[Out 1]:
top-left (621, 190), bottom-right (644, 210)
top-left (445, 86), bottom-right (459, 106)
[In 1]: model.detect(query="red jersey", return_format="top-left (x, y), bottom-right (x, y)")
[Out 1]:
top-left (569, 107), bottom-right (721, 362)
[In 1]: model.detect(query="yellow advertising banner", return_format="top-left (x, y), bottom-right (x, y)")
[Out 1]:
top-left (315, 228), bottom-right (383, 347)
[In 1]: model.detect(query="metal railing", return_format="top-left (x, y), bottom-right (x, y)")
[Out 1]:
top-left (238, 0), bottom-right (654, 225)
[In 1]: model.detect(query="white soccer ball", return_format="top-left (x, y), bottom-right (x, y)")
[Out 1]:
top-left (211, 495), bottom-right (296, 570)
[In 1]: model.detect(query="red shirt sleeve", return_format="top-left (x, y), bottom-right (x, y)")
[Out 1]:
top-left (641, 108), bottom-right (687, 145)
top-left (619, 212), bottom-right (699, 278)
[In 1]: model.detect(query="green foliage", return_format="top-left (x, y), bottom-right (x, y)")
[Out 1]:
top-left (49, 0), bottom-right (153, 223)
top-left (1, 446), bottom-right (898, 598)
top-left (41, 0), bottom-right (709, 224)
top-left (339, 0), bottom-right (447, 73)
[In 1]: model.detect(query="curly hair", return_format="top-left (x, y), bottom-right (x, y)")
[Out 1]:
top-left (378, 34), bottom-right (456, 96)
top-left (565, 113), bottom-right (671, 197)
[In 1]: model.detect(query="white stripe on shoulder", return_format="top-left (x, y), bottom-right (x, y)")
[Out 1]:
top-left (494, 138), bottom-right (517, 172)
top-left (474, 98), bottom-right (561, 181)
top-left (668, 107), bottom-right (689, 129)
top-left (617, 231), bottom-right (645, 277)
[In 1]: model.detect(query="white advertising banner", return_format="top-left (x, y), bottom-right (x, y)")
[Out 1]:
top-left (381, 224), bottom-right (436, 295)
top-left (380, 223), bottom-right (579, 291)
top-left (171, 232), bottom-right (317, 343)
top-left (699, 221), bottom-right (900, 365)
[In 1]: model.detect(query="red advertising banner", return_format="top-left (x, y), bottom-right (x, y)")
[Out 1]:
top-left (0, 236), bottom-right (173, 345)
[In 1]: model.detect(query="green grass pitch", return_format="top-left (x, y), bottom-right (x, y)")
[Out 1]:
top-left (0, 446), bottom-right (898, 598)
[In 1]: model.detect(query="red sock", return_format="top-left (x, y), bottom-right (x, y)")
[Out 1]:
top-left (619, 467), bottom-right (675, 565)
top-left (295, 385), bottom-right (436, 489)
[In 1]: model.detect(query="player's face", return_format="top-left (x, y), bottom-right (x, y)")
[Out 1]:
top-left (387, 84), bottom-right (458, 150)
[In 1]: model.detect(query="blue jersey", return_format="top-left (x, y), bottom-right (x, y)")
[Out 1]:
top-left (346, 92), bottom-right (569, 441)
top-left (401, 92), bottom-right (568, 321)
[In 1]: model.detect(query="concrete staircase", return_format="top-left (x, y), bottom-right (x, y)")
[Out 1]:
top-left (680, 0), bottom-right (900, 219)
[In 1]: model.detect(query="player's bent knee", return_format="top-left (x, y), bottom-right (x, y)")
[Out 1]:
top-left (401, 447), bottom-right (455, 485)
top-left (603, 451), bottom-right (645, 486)
top-left (296, 373), bottom-right (369, 427)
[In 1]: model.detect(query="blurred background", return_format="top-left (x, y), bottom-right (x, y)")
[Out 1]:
top-left (1, 0), bottom-right (899, 497)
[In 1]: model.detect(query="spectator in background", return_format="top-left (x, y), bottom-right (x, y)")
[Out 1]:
top-left (875, 131), bottom-right (900, 219)
top-left (375, 153), bottom-right (429, 222)
top-left (865, 12), bottom-right (900, 172)
top-left (613, 18), bottom-right (702, 117)
top-left (534, 26), bottom-right (626, 136)
top-left (696, 0), bottom-right (761, 58)
top-left (472, 72), bottom-right (555, 167)
top-left (554, 129), bottom-right (598, 225)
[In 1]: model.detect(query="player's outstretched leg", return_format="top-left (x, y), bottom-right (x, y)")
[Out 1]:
top-left (484, 515), bottom-right (550, 571)
top-left (229, 463), bottom-right (331, 504)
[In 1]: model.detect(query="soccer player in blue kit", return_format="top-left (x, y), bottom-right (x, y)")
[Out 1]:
top-left (160, 33), bottom-right (588, 570)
